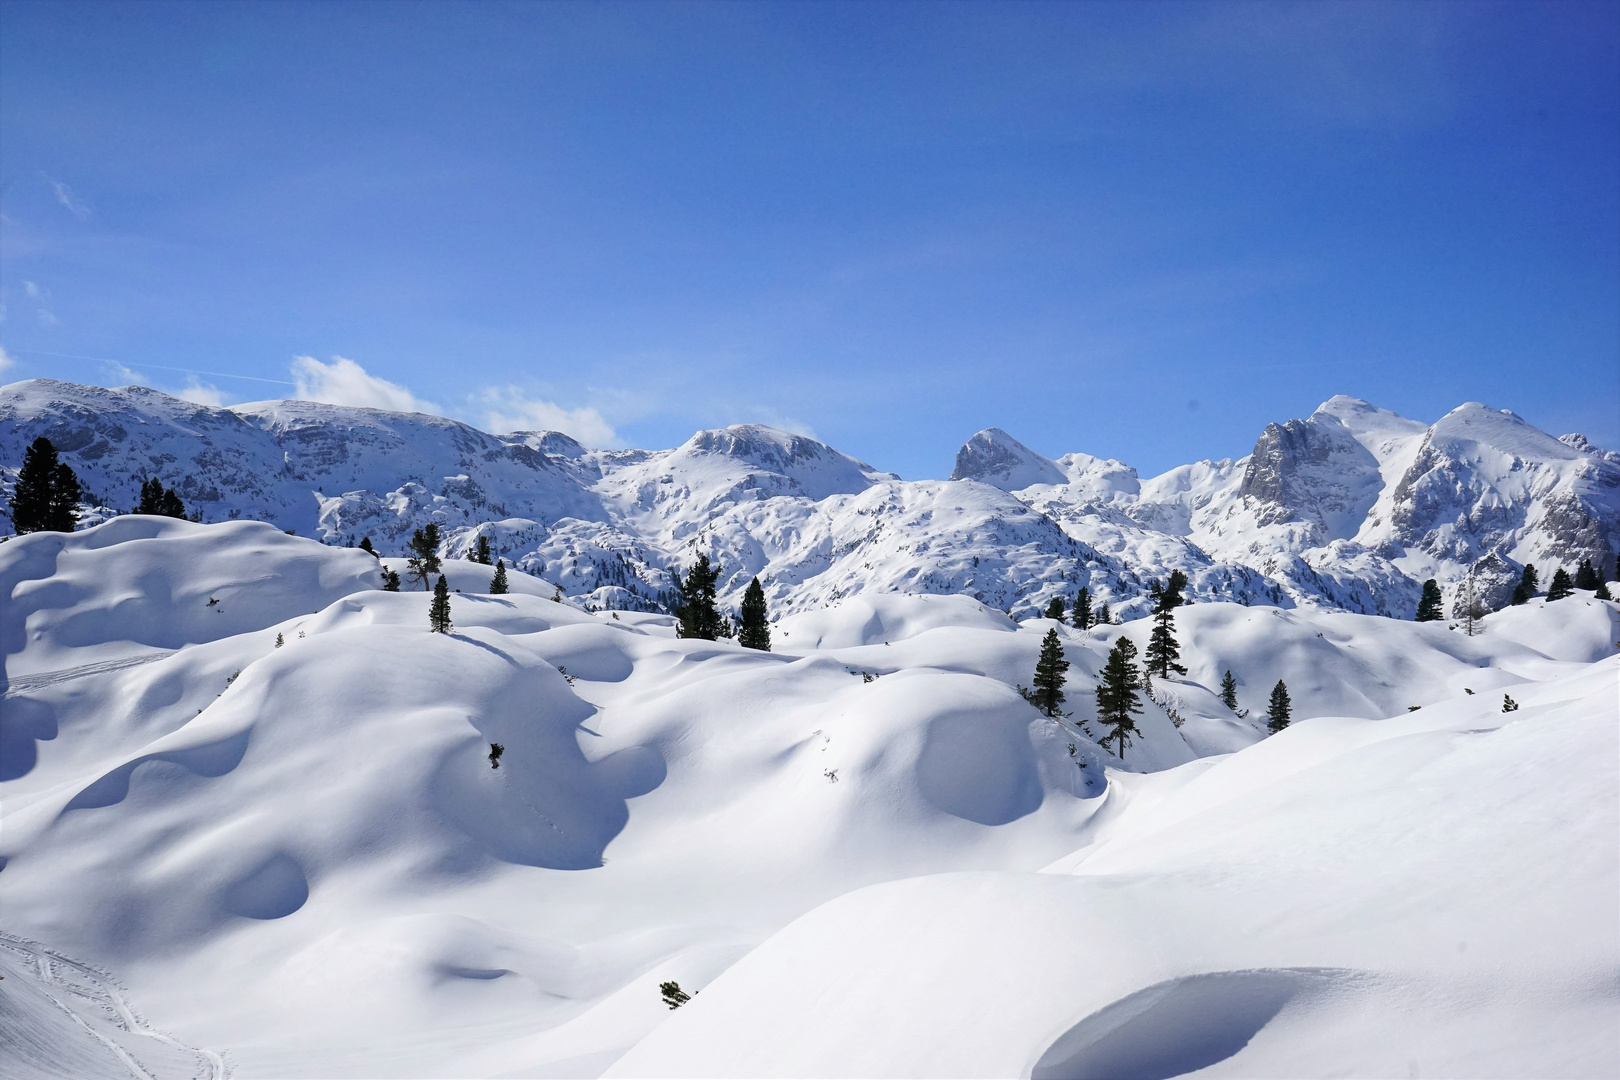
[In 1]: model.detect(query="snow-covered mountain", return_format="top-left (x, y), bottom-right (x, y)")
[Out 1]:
top-left (3, 379), bottom-right (1616, 621)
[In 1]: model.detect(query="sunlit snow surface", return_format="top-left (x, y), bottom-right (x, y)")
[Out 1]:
top-left (2, 518), bottom-right (1616, 1077)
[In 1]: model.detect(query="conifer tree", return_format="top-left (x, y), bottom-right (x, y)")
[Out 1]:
top-left (473, 535), bottom-right (492, 565)
top-left (1096, 601), bottom-right (1111, 626)
top-left (1510, 563), bottom-right (1538, 605)
top-left (490, 559), bottom-right (509, 594)
top-left (382, 566), bottom-right (401, 591)
top-left (11, 436), bottom-right (83, 533)
top-left (675, 554), bottom-right (722, 640)
top-left (1598, 580), bottom-right (1613, 602)
top-left (1219, 669), bottom-right (1239, 711)
top-left (406, 523), bottom-right (442, 589)
top-left (1043, 596), bottom-right (1065, 620)
top-left (1414, 579), bottom-right (1444, 622)
top-left (1574, 558), bottom-right (1598, 591)
top-left (1031, 627), bottom-right (1069, 716)
top-left (738, 576), bottom-right (771, 651)
top-left (358, 536), bottom-right (378, 557)
top-left (136, 477), bottom-right (186, 518)
top-left (1144, 570), bottom-right (1189, 678)
top-left (1546, 567), bottom-right (1574, 602)
top-left (1094, 637), bottom-right (1143, 760)
top-left (429, 575), bottom-right (453, 633)
top-left (1267, 680), bottom-right (1292, 733)
top-left (1071, 587), bottom-right (1092, 629)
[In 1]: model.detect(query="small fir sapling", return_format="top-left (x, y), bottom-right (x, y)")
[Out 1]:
top-left (1415, 579), bottom-right (1444, 622)
top-left (1219, 669), bottom-right (1239, 710)
top-left (489, 559), bottom-right (509, 594)
top-left (358, 536), bottom-right (378, 557)
top-left (659, 981), bottom-right (691, 1009)
top-left (429, 575), bottom-right (453, 633)
top-left (1030, 627), bottom-right (1069, 717)
top-left (1095, 601), bottom-right (1111, 626)
top-left (1546, 568), bottom-right (1574, 602)
top-left (381, 566), bottom-right (401, 591)
top-left (488, 743), bottom-right (504, 769)
top-left (1502, 694), bottom-right (1519, 713)
top-left (1267, 680), bottom-right (1292, 733)
top-left (275, 633), bottom-right (284, 648)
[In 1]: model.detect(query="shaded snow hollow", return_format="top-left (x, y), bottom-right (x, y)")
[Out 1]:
top-left (1, 517), bottom-right (1615, 1077)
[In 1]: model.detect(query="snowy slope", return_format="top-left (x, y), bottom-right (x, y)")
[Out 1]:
top-left (2, 518), bottom-right (1616, 1076)
top-left (4, 379), bottom-right (1617, 624)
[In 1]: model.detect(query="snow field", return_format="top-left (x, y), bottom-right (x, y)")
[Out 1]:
top-left (1, 516), bottom-right (1616, 1076)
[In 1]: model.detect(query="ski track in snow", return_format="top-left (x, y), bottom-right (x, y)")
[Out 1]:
top-left (0, 930), bottom-right (227, 1080)
top-left (3, 653), bottom-right (177, 697)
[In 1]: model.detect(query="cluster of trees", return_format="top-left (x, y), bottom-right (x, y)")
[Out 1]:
top-left (10, 437), bottom-right (83, 533)
top-left (674, 554), bottom-right (771, 651)
top-left (135, 477), bottom-right (189, 519)
top-left (1043, 587), bottom-right (1111, 628)
top-left (1511, 558), bottom-right (1615, 605)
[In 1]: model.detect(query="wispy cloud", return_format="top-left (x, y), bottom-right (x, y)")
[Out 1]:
top-left (474, 386), bottom-right (617, 447)
top-left (41, 173), bottom-right (91, 219)
top-left (103, 361), bottom-right (149, 387)
top-left (0, 345), bottom-right (16, 376)
top-left (176, 378), bottom-right (232, 407)
top-left (290, 355), bottom-right (439, 414)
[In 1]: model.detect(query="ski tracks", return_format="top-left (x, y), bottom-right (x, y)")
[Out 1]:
top-left (0, 930), bottom-right (227, 1080)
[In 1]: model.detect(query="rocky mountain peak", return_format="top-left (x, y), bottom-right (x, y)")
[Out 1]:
top-left (949, 428), bottom-right (1068, 491)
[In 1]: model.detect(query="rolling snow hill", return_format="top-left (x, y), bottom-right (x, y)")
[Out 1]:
top-left (1, 516), bottom-right (1615, 1076)
top-left (4, 379), bottom-right (1616, 622)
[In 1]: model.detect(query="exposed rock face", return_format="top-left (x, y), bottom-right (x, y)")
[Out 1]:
top-left (950, 429), bottom-right (1068, 491)
top-left (4, 380), bottom-right (1616, 622)
top-left (1452, 551), bottom-right (1522, 617)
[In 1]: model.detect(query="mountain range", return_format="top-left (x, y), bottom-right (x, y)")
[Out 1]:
top-left (4, 379), bottom-right (1616, 620)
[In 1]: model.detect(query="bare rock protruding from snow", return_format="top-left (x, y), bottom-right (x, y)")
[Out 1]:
top-left (950, 428), bottom-right (1069, 490)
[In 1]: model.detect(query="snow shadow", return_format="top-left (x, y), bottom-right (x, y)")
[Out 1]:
top-left (916, 711), bottom-right (1043, 825)
top-left (1031, 968), bottom-right (1352, 1080)
top-left (0, 697), bottom-right (57, 781)
top-left (221, 852), bottom-right (309, 920)
top-left (61, 730), bottom-right (252, 811)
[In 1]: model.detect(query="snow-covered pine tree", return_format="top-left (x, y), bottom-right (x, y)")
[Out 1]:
top-left (1043, 596), bottom-right (1065, 620)
top-left (490, 559), bottom-right (509, 594)
top-left (1219, 669), bottom-right (1239, 710)
top-left (739, 577), bottom-right (771, 651)
top-left (1144, 570), bottom-right (1189, 678)
top-left (11, 436), bottom-right (82, 533)
top-left (406, 524), bottom-right (442, 589)
top-left (1546, 568), bottom-right (1574, 601)
top-left (1071, 586), bottom-right (1092, 629)
top-left (1094, 636), bottom-right (1143, 760)
top-left (1267, 680), bottom-right (1292, 733)
top-left (1031, 627), bottom-right (1069, 717)
top-left (429, 575), bottom-right (453, 633)
top-left (1415, 579), bottom-right (1444, 622)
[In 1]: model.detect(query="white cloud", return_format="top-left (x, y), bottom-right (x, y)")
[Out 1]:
top-left (290, 355), bottom-right (439, 414)
top-left (103, 361), bottom-right (149, 387)
top-left (43, 175), bottom-right (91, 219)
top-left (23, 281), bottom-right (40, 299)
top-left (0, 345), bottom-right (15, 375)
top-left (475, 386), bottom-right (617, 447)
top-left (176, 378), bottom-right (231, 407)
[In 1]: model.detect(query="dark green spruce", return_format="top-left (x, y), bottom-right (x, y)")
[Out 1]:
top-left (738, 576), bottom-right (771, 651)
top-left (407, 523), bottom-right (443, 589)
top-left (1415, 579), bottom-right (1444, 622)
top-left (136, 477), bottom-right (187, 519)
top-left (1144, 570), bottom-right (1189, 678)
top-left (1219, 669), bottom-right (1239, 711)
top-left (1094, 636), bottom-right (1143, 760)
top-left (429, 575), bottom-right (453, 633)
top-left (1030, 627), bottom-right (1069, 717)
top-left (1546, 568), bottom-right (1574, 602)
top-left (10, 436), bottom-right (83, 533)
top-left (675, 554), bottom-right (723, 640)
top-left (1510, 563), bottom-right (1538, 606)
top-left (1043, 595), bottom-right (1065, 620)
top-left (1574, 558), bottom-right (1599, 591)
top-left (472, 535), bottom-right (492, 565)
top-left (1071, 587), bottom-right (1092, 629)
top-left (1267, 680), bottom-right (1292, 733)
top-left (489, 559), bottom-right (509, 595)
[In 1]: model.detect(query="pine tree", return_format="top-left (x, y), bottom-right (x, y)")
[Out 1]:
top-left (11, 436), bottom-right (83, 533)
top-left (429, 575), bottom-right (453, 633)
top-left (1094, 637), bottom-right (1143, 760)
top-left (1510, 563), bottom-right (1538, 605)
top-left (382, 566), bottom-right (401, 591)
top-left (1144, 570), bottom-right (1189, 678)
top-left (1267, 680), bottom-right (1292, 733)
top-left (473, 535), bottom-right (492, 565)
top-left (1219, 669), bottom-right (1239, 710)
top-left (489, 559), bottom-right (509, 594)
top-left (659, 981), bottom-right (691, 1009)
top-left (406, 523), bottom-right (442, 589)
top-left (1415, 579), bottom-right (1444, 622)
top-left (1598, 580), bottom-right (1613, 601)
top-left (1043, 596), bottom-right (1065, 620)
top-left (1031, 627), bottom-right (1069, 717)
top-left (358, 536), bottom-right (378, 557)
top-left (675, 554), bottom-right (722, 640)
top-left (1071, 587), bottom-right (1092, 629)
top-left (136, 477), bottom-right (186, 518)
top-left (1502, 694), bottom-right (1518, 713)
top-left (1574, 558), bottom-right (1598, 591)
top-left (1546, 567), bottom-right (1574, 602)
top-left (739, 577), bottom-right (771, 651)
top-left (1096, 601), bottom-right (1111, 626)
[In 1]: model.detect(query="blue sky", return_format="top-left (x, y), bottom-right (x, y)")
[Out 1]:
top-left (2, 0), bottom-right (1617, 477)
